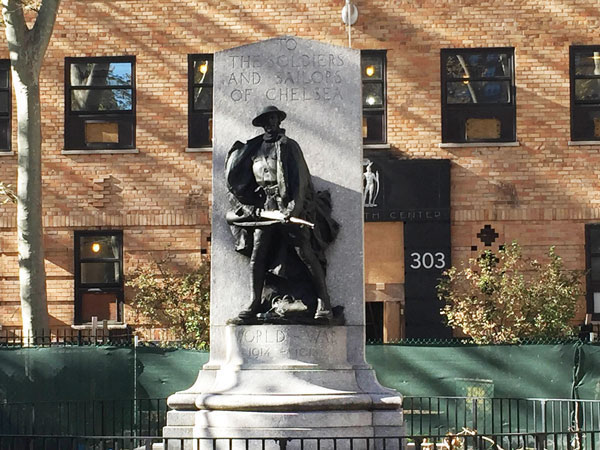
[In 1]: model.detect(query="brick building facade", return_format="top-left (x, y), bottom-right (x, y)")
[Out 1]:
top-left (0, 0), bottom-right (598, 339)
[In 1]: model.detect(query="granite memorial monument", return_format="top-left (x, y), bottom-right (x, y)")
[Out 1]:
top-left (164, 36), bottom-right (402, 446)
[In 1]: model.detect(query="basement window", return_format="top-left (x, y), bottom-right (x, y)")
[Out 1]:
top-left (65, 56), bottom-right (135, 150)
top-left (74, 230), bottom-right (124, 324)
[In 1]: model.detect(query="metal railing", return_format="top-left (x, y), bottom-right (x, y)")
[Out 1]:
top-left (0, 399), bottom-right (166, 437)
top-left (2, 396), bottom-right (599, 438)
top-left (404, 396), bottom-right (600, 435)
top-left (0, 327), bottom-right (134, 347)
top-left (0, 431), bottom-right (598, 450)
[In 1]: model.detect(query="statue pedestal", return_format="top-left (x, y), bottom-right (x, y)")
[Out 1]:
top-left (163, 325), bottom-right (403, 443)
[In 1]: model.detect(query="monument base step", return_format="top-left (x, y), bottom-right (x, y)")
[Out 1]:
top-left (161, 431), bottom-right (403, 450)
top-left (166, 409), bottom-right (402, 428)
top-left (163, 409), bottom-right (403, 441)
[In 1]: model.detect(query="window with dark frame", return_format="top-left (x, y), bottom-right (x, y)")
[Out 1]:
top-left (74, 230), bottom-right (124, 324)
top-left (570, 46), bottom-right (600, 141)
top-left (361, 50), bottom-right (386, 144)
top-left (441, 48), bottom-right (516, 143)
top-left (0, 60), bottom-right (11, 151)
top-left (189, 54), bottom-right (213, 148)
top-left (65, 56), bottom-right (135, 150)
top-left (586, 224), bottom-right (600, 317)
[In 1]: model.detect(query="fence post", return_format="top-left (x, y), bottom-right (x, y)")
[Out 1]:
top-left (542, 400), bottom-right (547, 434)
top-left (535, 433), bottom-right (544, 450)
top-left (133, 335), bottom-right (138, 436)
top-left (91, 317), bottom-right (98, 345)
top-left (102, 320), bottom-right (109, 344)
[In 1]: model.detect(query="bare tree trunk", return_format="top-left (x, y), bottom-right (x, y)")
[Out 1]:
top-left (14, 73), bottom-right (48, 338)
top-left (2, 0), bottom-right (61, 342)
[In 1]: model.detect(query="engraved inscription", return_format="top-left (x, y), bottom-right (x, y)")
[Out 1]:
top-left (280, 347), bottom-right (316, 358)
top-left (246, 347), bottom-right (271, 357)
top-left (236, 328), bottom-right (337, 360)
top-left (238, 328), bottom-right (287, 344)
top-left (312, 329), bottom-right (334, 345)
top-left (225, 38), bottom-right (345, 104)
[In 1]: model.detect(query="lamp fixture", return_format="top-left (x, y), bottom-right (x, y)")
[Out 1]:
top-left (341, 0), bottom-right (358, 26)
top-left (341, 0), bottom-right (358, 48)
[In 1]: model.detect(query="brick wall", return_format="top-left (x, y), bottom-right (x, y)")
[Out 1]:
top-left (0, 0), bottom-right (597, 329)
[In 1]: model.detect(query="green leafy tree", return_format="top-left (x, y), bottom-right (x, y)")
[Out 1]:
top-left (437, 242), bottom-right (583, 343)
top-left (126, 255), bottom-right (210, 349)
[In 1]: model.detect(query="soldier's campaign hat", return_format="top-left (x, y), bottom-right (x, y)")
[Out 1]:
top-left (252, 105), bottom-right (287, 127)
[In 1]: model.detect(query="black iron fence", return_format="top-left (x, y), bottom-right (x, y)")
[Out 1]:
top-left (0, 399), bottom-right (166, 437)
top-left (0, 327), bottom-right (134, 347)
top-left (2, 396), bottom-right (600, 438)
top-left (404, 396), bottom-right (600, 435)
top-left (0, 431), bottom-right (598, 450)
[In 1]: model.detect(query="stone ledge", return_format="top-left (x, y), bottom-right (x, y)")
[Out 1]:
top-left (61, 148), bottom-right (139, 155)
top-left (185, 147), bottom-right (213, 153)
top-left (363, 144), bottom-right (391, 150)
top-left (439, 141), bottom-right (520, 148)
top-left (568, 141), bottom-right (600, 146)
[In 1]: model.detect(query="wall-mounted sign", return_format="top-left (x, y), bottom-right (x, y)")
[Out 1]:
top-left (363, 156), bottom-right (450, 223)
top-left (365, 209), bottom-right (449, 222)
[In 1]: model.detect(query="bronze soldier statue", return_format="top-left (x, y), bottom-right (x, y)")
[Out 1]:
top-left (225, 106), bottom-right (339, 322)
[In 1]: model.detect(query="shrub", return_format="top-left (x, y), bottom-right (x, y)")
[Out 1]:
top-left (126, 255), bottom-right (210, 349)
top-left (437, 241), bottom-right (583, 343)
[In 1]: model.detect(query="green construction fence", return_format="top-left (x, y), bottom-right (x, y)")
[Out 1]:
top-left (0, 342), bottom-right (599, 403)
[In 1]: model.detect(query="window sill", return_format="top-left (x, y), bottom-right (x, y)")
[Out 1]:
top-left (0, 151), bottom-right (14, 156)
top-left (439, 141), bottom-right (520, 148)
top-left (363, 143), bottom-right (391, 150)
top-left (185, 147), bottom-right (213, 153)
top-left (568, 141), bottom-right (600, 146)
top-left (62, 148), bottom-right (139, 155)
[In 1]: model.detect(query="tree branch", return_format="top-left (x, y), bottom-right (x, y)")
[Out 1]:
top-left (1, 0), bottom-right (30, 52)
top-left (29, 0), bottom-right (59, 70)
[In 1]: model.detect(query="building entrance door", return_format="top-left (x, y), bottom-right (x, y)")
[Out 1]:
top-left (364, 221), bottom-right (404, 342)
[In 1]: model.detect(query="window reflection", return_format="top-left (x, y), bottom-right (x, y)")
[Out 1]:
top-left (447, 81), bottom-right (511, 104)
top-left (81, 262), bottom-right (119, 284)
top-left (446, 53), bottom-right (510, 78)
top-left (189, 54), bottom-right (214, 148)
top-left (80, 235), bottom-right (119, 259)
top-left (70, 62), bottom-right (132, 86)
top-left (70, 62), bottom-right (133, 112)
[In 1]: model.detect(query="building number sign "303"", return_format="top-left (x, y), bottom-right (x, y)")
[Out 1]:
top-left (409, 252), bottom-right (446, 270)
